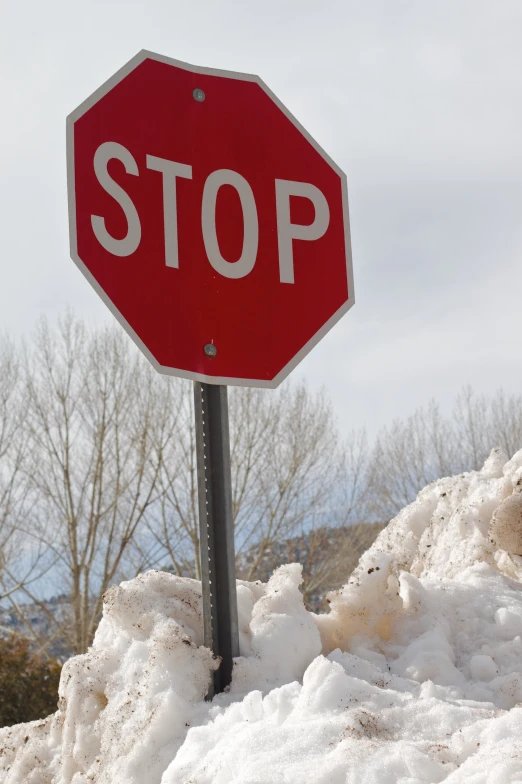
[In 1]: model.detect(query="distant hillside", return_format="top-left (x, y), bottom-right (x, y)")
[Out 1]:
top-left (0, 595), bottom-right (72, 661)
top-left (0, 522), bottom-right (386, 657)
top-left (237, 521), bottom-right (386, 611)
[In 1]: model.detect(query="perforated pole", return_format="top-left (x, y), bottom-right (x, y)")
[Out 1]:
top-left (194, 382), bottom-right (239, 696)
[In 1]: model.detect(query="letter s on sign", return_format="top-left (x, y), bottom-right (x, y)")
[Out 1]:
top-left (91, 142), bottom-right (141, 257)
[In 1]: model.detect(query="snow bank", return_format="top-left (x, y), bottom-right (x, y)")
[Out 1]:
top-left (2, 448), bottom-right (522, 783)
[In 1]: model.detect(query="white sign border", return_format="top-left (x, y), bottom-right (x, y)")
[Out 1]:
top-left (67, 49), bottom-right (355, 389)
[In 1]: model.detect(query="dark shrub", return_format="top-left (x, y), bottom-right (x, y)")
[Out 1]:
top-left (0, 635), bottom-right (61, 727)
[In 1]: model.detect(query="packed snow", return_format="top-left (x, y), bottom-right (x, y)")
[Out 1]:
top-left (2, 447), bottom-right (522, 783)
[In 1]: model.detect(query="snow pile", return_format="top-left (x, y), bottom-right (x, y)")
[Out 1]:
top-left (2, 448), bottom-right (522, 783)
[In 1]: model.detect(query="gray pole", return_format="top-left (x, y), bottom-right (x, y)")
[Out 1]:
top-left (194, 382), bottom-right (239, 696)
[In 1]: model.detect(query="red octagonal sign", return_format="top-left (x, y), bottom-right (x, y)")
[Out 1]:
top-left (67, 51), bottom-right (354, 387)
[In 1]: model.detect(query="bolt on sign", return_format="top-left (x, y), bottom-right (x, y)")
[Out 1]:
top-left (67, 50), bottom-right (354, 694)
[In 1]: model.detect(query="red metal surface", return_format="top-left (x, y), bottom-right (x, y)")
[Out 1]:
top-left (70, 55), bottom-right (351, 385)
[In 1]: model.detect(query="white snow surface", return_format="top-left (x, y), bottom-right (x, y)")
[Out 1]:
top-left (2, 447), bottom-right (522, 783)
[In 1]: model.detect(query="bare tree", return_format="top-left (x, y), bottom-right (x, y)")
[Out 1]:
top-left (488, 389), bottom-right (522, 459)
top-left (140, 380), bottom-right (199, 579)
top-left (8, 316), bottom-right (176, 654)
top-left (147, 382), bottom-right (369, 599)
top-left (453, 386), bottom-right (490, 471)
top-left (366, 388), bottom-right (522, 523)
top-left (233, 384), bottom-right (346, 579)
top-left (0, 335), bottom-right (50, 609)
top-left (365, 401), bottom-right (457, 521)
top-left (5, 318), bottom-right (366, 649)
top-left (12, 313), bottom-right (522, 655)
top-left (454, 386), bottom-right (522, 470)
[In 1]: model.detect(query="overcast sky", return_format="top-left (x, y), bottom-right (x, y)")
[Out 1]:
top-left (1, 0), bottom-right (521, 438)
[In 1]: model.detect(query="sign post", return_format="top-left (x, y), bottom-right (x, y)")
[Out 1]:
top-left (194, 382), bottom-right (239, 695)
top-left (67, 49), bottom-right (354, 694)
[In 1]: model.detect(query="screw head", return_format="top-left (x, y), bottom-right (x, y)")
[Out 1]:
top-left (204, 343), bottom-right (217, 358)
top-left (193, 88), bottom-right (206, 102)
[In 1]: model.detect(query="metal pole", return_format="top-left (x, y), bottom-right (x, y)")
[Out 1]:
top-left (194, 382), bottom-right (239, 696)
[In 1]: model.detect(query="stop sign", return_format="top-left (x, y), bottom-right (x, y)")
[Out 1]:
top-left (67, 50), bottom-right (354, 387)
